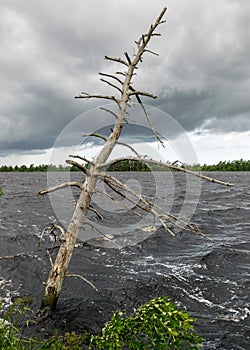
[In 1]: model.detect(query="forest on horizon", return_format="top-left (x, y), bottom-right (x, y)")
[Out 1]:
top-left (0, 159), bottom-right (249, 172)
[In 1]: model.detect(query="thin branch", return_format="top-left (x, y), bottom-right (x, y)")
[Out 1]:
top-left (129, 91), bottom-right (158, 99)
top-left (83, 132), bottom-right (108, 142)
top-left (144, 49), bottom-right (159, 56)
top-left (83, 133), bottom-right (140, 157)
top-left (75, 92), bottom-right (120, 104)
top-left (115, 142), bottom-right (141, 157)
top-left (104, 55), bottom-right (129, 66)
top-left (66, 273), bottom-right (98, 291)
top-left (100, 106), bottom-right (118, 119)
top-left (99, 72), bottom-right (123, 85)
top-left (99, 172), bottom-right (230, 239)
top-left (116, 71), bottom-right (127, 76)
top-left (98, 156), bottom-right (234, 187)
top-left (95, 189), bottom-right (144, 219)
top-left (38, 182), bottom-right (82, 195)
top-left (88, 204), bottom-right (104, 220)
top-left (47, 250), bottom-right (54, 267)
top-left (83, 221), bottom-right (115, 243)
top-left (101, 173), bottom-right (176, 236)
top-left (65, 160), bottom-right (90, 175)
top-left (128, 85), bottom-right (163, 146)
top-left (124, 51), bottom-right (132, 65)
top-left (100, 78), bottom-right (123, 94)
top-left (69, 154), bottom-right (95, 166)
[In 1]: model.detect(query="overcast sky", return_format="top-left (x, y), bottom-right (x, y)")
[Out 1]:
top-left (1, 0), bottom-right (249, 166)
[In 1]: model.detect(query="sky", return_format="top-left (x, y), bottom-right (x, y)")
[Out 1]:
top-left (1, 0), bottom-right (250, 166)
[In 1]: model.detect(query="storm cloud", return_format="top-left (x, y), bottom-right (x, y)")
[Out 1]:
top-left (0, 0), bottom-right (249, 163)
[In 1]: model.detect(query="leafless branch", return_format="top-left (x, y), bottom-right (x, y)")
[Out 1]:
top-left (99, 72), bottom-right (123, 85)
top-left (105, 55), bottom-right (129, 66)
top-left (100, 106), bottom-right (118, 119)
top-left (75, 92), bottom-right (120, 104)
top-left (38, 182), bottom-right (82, 195)
top-left (66, 273), bottom-right (98, 291)
top-left (116, 71), bottom-right (127, 76)
top-left (100, 78), bottom-right (123, 94)
top-left (83, 222), bottom-right (115, 243)
top-left (65, 160), bottom-right (90, 175)
top-left (47, 250), bottom-right (54, 267)
top-left (100, 173), bottom-right (176, 236)
top-left (98, 156), bottom-right (234, 187)
top-left (144, 49), bottom-right (159, 56)
top-left (88, 204), bottom-right (104, 220)
top-left (69, 154), bottom-right (95, 166)
top-left (95, 189), bottom-right (144, 219)
top-left (124, 51), bottom-right (132, 64)
top-left (128, 85), bottom-right (163, 146)
top-left (99, 171), bottom-right (229, 239)
top-left (129, 90), bottom-right (158, 99)
top-left (83, 132), bottom-right (108, 142)
top-left (116, 142), bottom-right (141, 157)
top-left (83, 133), bottom-right (140, 157)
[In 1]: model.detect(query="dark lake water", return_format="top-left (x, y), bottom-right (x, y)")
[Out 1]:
top-left (0, 171), bottom-right (249, 349)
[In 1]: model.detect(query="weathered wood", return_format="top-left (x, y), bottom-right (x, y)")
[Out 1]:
top-left (39, 7), bottom-right (167, 311)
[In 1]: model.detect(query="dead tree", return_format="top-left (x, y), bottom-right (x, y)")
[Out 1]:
top-left (38, 7), bottom-right (233, 312)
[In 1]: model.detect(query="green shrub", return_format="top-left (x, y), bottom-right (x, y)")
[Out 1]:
top-left (90, 296), bottom-right (203, 350)
top-left (0, 296), bottom-right (33, 350)
top-left (0, 295), bottom-right (87, 349)
top-left (1, 294), bottom-right (203, 349)
top-left (0, 186), bottom-right (3, 196)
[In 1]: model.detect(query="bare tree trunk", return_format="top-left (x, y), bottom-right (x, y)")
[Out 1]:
top-left (39, 6), bottom-right (233, 312)
top-left (39, 7), bottom-right (167, 311)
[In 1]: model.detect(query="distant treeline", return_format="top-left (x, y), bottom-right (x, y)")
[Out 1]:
top-left (107, 159), bottom-right (250, 171)
top-left (0, 164), bottom-right (78, 172)
top-left (0, 159), bottom-right (249, 172)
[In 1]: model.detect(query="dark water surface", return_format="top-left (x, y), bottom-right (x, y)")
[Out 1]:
top-left (0, 172), bottom-right (249, 349)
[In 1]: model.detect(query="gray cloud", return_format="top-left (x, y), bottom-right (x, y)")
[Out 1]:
top-left (0, 0), bottom-right (249, 159)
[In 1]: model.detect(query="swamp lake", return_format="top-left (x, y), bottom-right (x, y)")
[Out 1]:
top-left (0, 171), bottom-right (249, 349)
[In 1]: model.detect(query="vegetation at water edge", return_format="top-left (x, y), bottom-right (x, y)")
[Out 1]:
top-left (0, 295), bottom-right (203, 349)
top-left (0, 158), bottom-right (249, 172)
